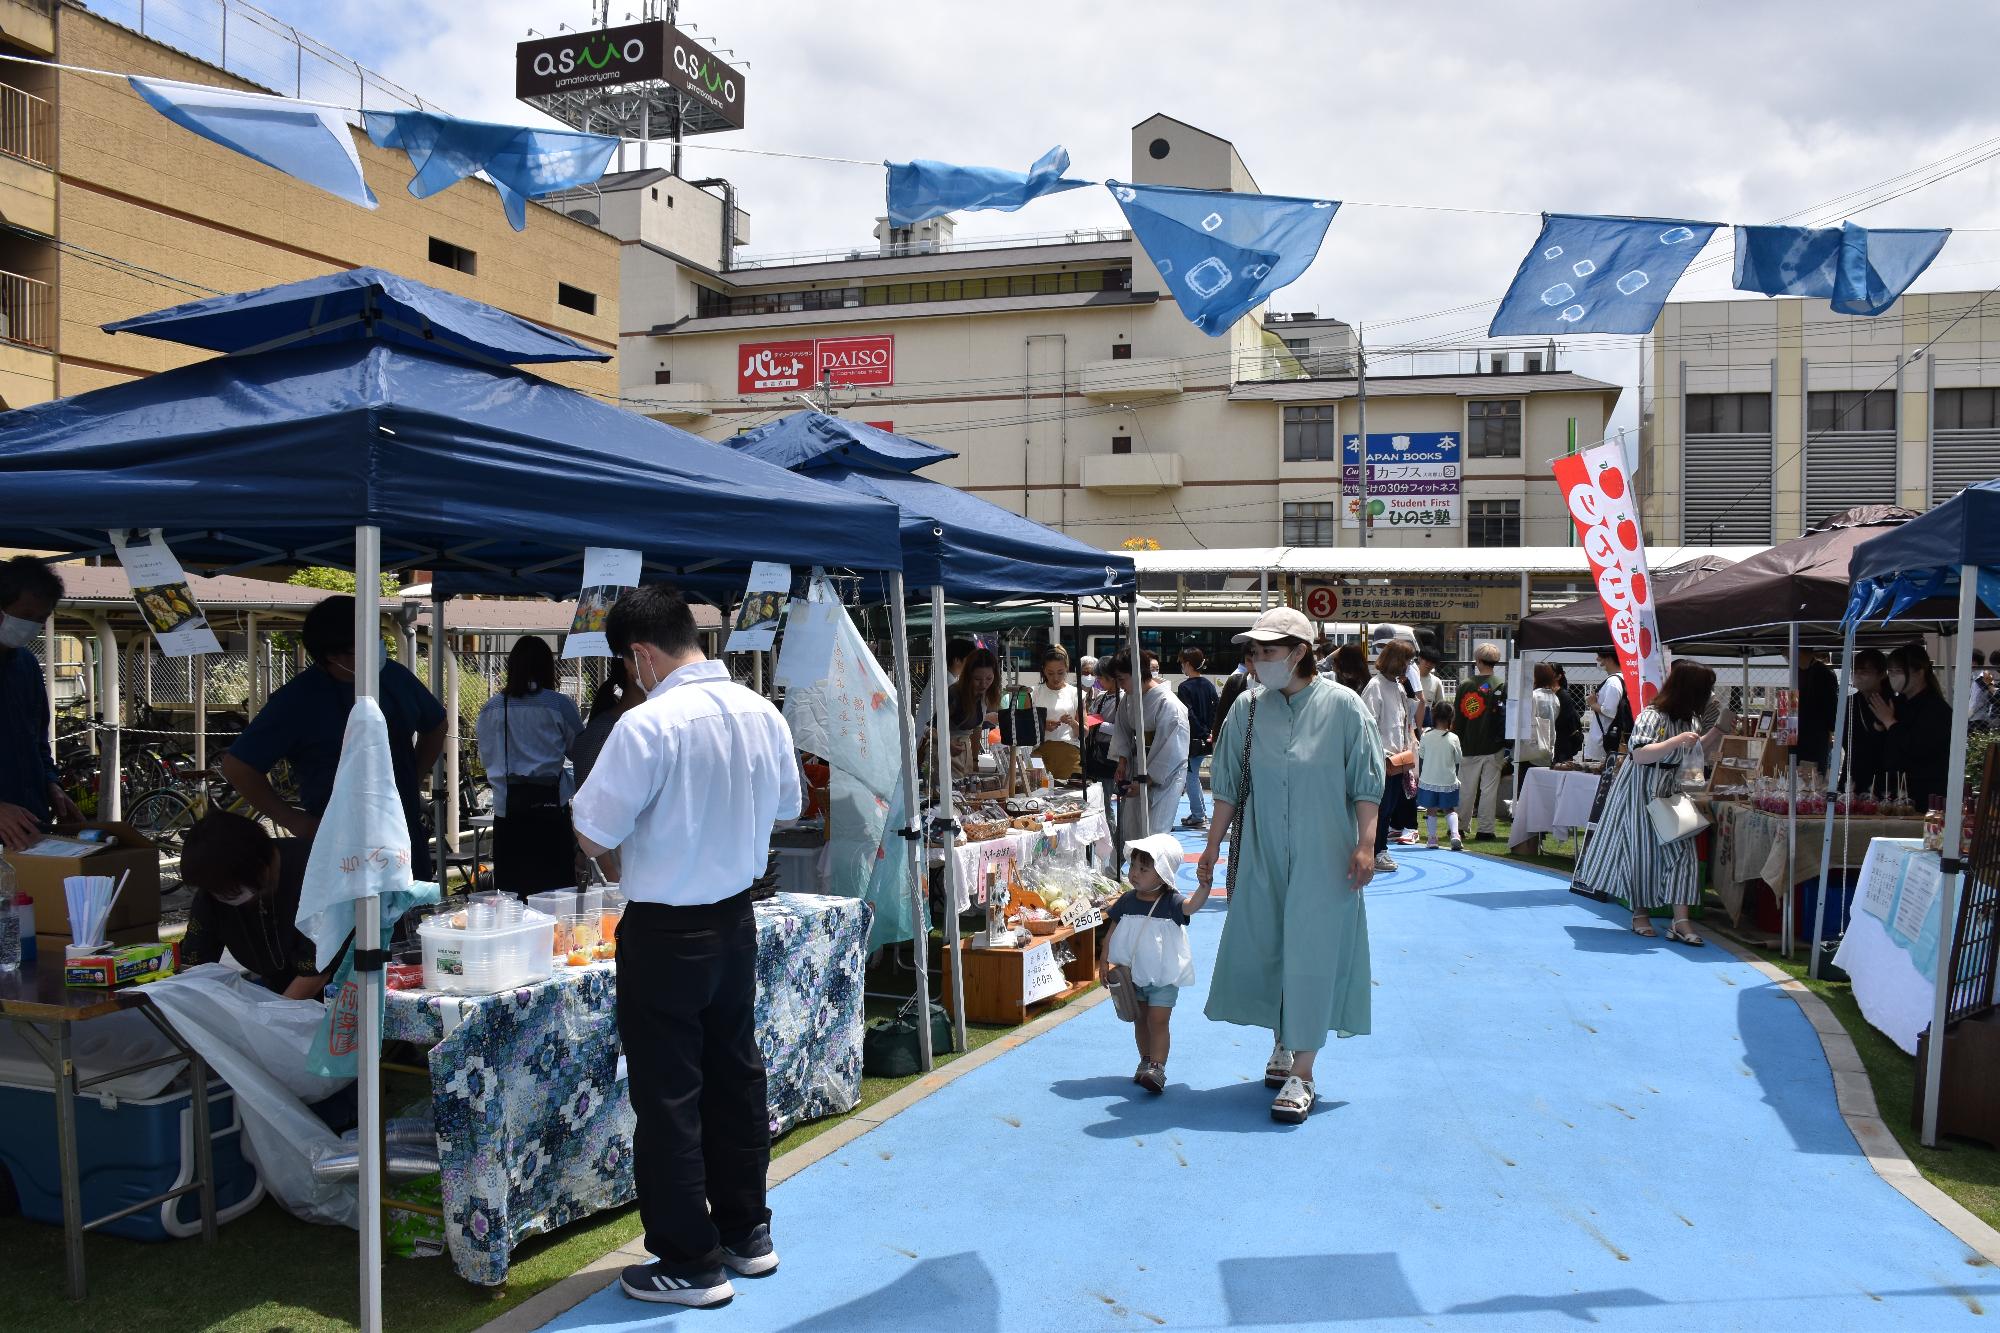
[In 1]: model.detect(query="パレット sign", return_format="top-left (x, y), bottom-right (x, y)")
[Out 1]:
top-left (738, 336), bottom-right (896, 395)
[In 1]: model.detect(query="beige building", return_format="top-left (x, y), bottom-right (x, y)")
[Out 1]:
top-left (1639, 290), bottom-right (2000, 545)
top-left (0, 0), bottom-right (620, 412)
top-left (574, 115), bottom-right (1620, 551)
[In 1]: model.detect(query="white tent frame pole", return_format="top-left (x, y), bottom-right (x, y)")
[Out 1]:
top-left (1922, 565), bottom-right (1979, 1148)
top-left (353, 524), bottom-right (384, 1333)
top-left (886, 574), bottom-right (933, 1071)
top-left (92, 616), bottom-right (120, 822)
top-left (430, 591), bottom-right (448, 885)
top-left (1127, 595), bottom-right (1149, 838)
top-left (1784, 621), bottom-right (1799, 959)
top-left (1809, 623), bottom-right (1858, 980)
top-left (930, 585), bottom-right (967, 1054)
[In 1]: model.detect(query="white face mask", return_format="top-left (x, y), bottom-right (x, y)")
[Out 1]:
top-left (0, 613), bottom-right (39, 650)
top-left (1888, 668), bottom-right (1909, 693)
top-left (1253, 652), bottom-right (1298, 690)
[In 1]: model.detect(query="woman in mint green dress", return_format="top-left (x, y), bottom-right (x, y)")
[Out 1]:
top-left (1197, 610), bottom-right (1385, 1123)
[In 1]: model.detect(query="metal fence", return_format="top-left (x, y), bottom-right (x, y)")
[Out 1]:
top-left (0, 269), bottom-right (54, 351)
top-left (80, 0), bottom-right (436, 114)
top-left (0, 81), bottom-right (54, 168)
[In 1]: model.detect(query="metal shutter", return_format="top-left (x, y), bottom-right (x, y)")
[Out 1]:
top-left (1682, 433), bottom-right (1774, 544)
top-left (1933, 428), bottom-right (2000, 504)
top-left (1804, 430), bottom-right (1898, 528)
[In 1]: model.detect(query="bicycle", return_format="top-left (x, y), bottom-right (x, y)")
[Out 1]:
top-left (126, 764), bottom-right (295, 860)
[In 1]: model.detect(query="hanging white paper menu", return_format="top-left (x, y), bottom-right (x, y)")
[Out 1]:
top-left (110, 528), bottom-right (219, 657)
top-left (726, 562), bottom-right (791, 653)
top-left (562, 547), bottom-right (642, 659)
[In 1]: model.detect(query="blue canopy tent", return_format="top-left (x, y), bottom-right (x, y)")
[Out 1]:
top-left (1823, 479), bottom-right (2000, 1146)
top-left (731, 411), bottom-right (1141, 1057)
top-left (0, 270), bottom-right (904, 1326)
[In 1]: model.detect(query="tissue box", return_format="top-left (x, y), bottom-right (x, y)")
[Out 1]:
top-left (64, 941), bottom-right (179, 989)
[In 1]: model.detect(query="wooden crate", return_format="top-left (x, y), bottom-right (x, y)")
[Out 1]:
top-left (936, 922), bottom-right (1100, 1027)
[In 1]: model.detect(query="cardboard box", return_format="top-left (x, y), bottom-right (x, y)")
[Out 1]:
top-left (36, 922), bottom-right (159, 956)
top-left (3, 822), bottom-right (162, 946)
top-left (64, 940), bottom-right (178, 989)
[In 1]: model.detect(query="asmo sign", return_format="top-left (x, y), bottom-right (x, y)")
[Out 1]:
top-left (515, 20), bottom-right (747, 128)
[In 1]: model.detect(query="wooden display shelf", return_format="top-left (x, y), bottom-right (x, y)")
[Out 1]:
top-left (935, 922), bottom-right (1100, 1027)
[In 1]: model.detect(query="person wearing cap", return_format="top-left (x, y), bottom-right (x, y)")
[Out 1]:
top-left (1197, 607), bottom-right (1385, 1124)
top-left (1100, 829), bottom-right (1213, 1094)
top-left (1362, 625), bottom-right (1420, 871)
top-left (1414, 645), bottom-right (1448, 728)
top-left (1104, 649), bottom-right (1190, 851)
top-left (1454, 642), bottom-right (1509, 840)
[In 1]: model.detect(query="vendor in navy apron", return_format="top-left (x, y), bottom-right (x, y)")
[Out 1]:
top-left (474, 636), bottom-right (582, 895)
top-left (221, 595), bottom-right (448, 880)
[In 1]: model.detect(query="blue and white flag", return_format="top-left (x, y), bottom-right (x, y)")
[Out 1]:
top-left (886, 145), bottom-right (1091, 227)
top-left (363, 111), bottom-right (617, 232)
top-left (1106, 181), bottom-right (1339, 336)
top-left (1733, 222), bottom-right (1949, 317)
top-left (1490, 213), bottom-right (1720, 335)
top-left (131, 78), bottom-right (376, 209)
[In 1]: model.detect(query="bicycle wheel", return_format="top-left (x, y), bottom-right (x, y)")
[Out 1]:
top-left (127, 788), bottom-right (198, 855)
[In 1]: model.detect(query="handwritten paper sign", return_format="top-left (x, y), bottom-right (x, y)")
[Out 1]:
top-left (1021, 939), bottom-right (1066, 1004)
top-left (1060, 898), bottom-right (1105, 932)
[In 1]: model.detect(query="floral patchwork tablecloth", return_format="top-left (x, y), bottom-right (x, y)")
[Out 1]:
top-left (383, 891), bottom-right (871, 1286)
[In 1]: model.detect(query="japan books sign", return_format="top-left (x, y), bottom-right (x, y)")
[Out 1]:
top-left (1340, 432), bottom-right (1461, 529)
top-left (1552, 439), bottom-right (1665, 712)
top-left (738, 336), bottom-right (895, 394)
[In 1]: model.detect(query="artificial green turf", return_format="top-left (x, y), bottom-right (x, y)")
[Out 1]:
top-left (0, 1016), bottom-right (1023, 1333)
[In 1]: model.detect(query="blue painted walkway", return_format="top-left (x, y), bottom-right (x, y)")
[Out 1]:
top-left (539, 842), bottom-right (1998, 1332)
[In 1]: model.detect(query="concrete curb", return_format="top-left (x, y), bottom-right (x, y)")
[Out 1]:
top-left (1462, 845), bottom-right (2000, 1267)
top-left (474, 988), bottom-right (1110, 1333)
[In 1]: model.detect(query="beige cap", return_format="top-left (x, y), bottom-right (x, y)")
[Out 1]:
top-left (1231, 607), bottom-right (1315, 644)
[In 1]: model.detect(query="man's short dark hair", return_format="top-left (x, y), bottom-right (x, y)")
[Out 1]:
top-left (1180, 645), bottom-right (1205, 667)
top-left (946, 638), bottom-right (976, 667)
top-left (181, 811), bottom-right (276, 901)
top-left (607, 583), bottom-right (700, 658)
top-left (301, 596), bottom-right (357, 661)
top-left (0, 556), bottom-right (64, 609)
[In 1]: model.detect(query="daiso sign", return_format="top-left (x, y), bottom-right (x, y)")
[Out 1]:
top-left (814, 336), bottom-right (894, 387)
top-left (736, 335), bottom-right (895, 395)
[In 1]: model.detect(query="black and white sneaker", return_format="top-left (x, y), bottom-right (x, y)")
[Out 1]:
top-left (721, 1223), bottom-right (781, 1277)
top-left (620, 1260), bottom-right (735, 1306)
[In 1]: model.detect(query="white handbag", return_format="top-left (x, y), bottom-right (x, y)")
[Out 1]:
top-left (1647, 790), bottom-right (1709, 844)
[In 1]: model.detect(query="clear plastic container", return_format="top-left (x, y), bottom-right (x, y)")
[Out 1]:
top-left (527, 890), bottom-right (578, 921)
top-left (418, 909), bottom-right (555, 995)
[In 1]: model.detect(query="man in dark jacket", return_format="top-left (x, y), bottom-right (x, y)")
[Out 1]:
top-left (1176, 647), bottom-right (1219, 830)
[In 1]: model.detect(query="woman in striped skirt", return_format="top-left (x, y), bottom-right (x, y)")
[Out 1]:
top-left (1573, 660), bottom-right (1725, 946)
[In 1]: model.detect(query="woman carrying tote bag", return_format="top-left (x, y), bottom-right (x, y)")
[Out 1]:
top-left (1571, 660), bottom-right (1726, 946)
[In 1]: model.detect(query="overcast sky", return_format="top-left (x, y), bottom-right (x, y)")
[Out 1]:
top-left (241, 0), bottom-right (2000, 433)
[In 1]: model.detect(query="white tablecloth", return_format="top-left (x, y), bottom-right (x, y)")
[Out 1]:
top-left (1508, 768), bottom-right (1603, 847)
top-left (1833, 838), bottom-right (1945, 1055)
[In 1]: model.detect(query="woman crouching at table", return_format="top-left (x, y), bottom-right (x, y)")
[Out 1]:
top-left (179, 811), bottom-right (340, 999)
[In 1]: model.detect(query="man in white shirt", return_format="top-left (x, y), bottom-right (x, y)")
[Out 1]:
top-left (1361, 627), bottom-right (1418, 872)
top-left (572, 585), bottom-right (801, 1309)
top-left (1105, 649), bottom-right (1190, 851)
top-left (1584, 649), bottom-right (1626, 762)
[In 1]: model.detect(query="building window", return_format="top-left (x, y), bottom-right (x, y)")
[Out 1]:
top-left (1283, 501), bottom-right (1337, 547)
top-left (1282, 405), bottom-right (1338, 462)
top-left (1111, 436), bottom-right (1132, 455)
top-left (427, 237), bottom-right (476, 275)
top-left (1807, 389), bottom-right (1894, 433)
top-left (1685, 392), bottom-right (1772, 434)
top-left (557, 283), bottom-right (597, 315)
top-left (1934, 387), bottom-right (2000, 502)
top-left (1466, 399), bottom-right (1522, 458)
top-left (1111, 343), bottom-right (1132, 360)
top-left (690, 269), bottom-right (1133, 319)
top-left (654, 369), bottom-right (672, 385)
top-left (1467, 499), bottom-right (1521, 548)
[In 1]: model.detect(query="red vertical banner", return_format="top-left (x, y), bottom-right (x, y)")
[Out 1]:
top-left (1551, 439), bottom-right (1665, 712)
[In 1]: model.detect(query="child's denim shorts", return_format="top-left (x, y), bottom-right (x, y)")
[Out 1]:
top-left (1136, 983), bottom-right (1179, 1008)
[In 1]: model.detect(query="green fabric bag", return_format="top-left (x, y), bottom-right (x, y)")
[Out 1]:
top-left (863, 999), bottom-right (956, 1077)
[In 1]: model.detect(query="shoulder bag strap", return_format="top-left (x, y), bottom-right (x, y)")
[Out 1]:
top-left (1226, 692), bottom-right (1261, 895)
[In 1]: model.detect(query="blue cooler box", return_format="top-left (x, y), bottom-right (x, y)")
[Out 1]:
top-left (0, 1074), bottom-right (261, 1241)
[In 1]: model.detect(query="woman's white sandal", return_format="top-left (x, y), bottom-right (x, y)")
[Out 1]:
top-left (1271, 1075), bottom-right (1316, 1124)
top-left (1264, 1041), bottom-right (1294, 1089)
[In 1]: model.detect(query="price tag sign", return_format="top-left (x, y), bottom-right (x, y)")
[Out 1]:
top-left (1060, 899), bottom-right (1104, 932)
top-left (1021, 940), bottom-right (1066, 1004)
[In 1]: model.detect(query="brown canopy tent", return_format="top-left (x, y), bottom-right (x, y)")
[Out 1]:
top-left (1516, 553), bottom-right (1738, 651)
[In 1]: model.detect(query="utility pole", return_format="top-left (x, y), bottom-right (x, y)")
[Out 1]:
top-left (1354, 329), bottom-right (1370, 548)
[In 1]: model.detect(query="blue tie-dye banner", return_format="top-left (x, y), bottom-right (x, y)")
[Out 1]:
top-left (1733, 222), bottom-right (1949, 317)
top-left (1490, 213), bottom-right (1720, 335)
top-left (886, 145), bottom-right (1091, 227)
top-left (1106, 181), bottom-right (1339, 336)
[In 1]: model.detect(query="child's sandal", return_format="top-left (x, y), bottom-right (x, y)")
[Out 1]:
top-left (1136, 1061), bottom-right (1166, 1094)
